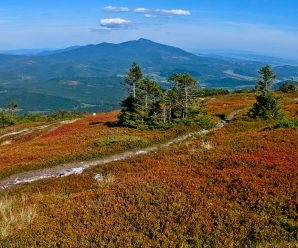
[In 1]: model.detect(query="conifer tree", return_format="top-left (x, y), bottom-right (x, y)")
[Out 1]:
top-left (256, 65), bottom-right (276, 93)
top-left (250, 65), bottom-right (281, 119)
top-left (119, 64), bottom-right (211, 129)
top-left (168, 72), bottom-right (198, 119)
top-left (163, 89), bottom-right (179, 123)
top-left (125, 62), bottom-right (143, 98)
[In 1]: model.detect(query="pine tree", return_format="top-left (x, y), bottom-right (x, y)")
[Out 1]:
top-left (138, 78), bottom-right (162, 118)
top-left (256, 65), bottom-right (276, 92)
top-left (168, 73), bottom-right (198, 119)
top-left (163, 89), bottom-right (179, 123)
top-left (124, 62), bottom-right (143, 98)
top-left (118, 63), bottom-right (144, 127)
top-left (250, 65), bottom-right (281, 119)
top-left (118, 96), bottom-right (143, 128)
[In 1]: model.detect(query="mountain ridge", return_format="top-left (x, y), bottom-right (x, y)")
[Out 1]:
top-left (0, 38), bottom-right (297, 112)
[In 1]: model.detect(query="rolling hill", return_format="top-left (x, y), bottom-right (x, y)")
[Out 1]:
top-left (0, 38), bottom-right (297, 112)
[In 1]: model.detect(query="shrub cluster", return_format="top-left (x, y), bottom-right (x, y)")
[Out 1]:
top-left (95, 135), bottom-right (149, 149)
top-left (196, 88), bottom-right (229, 96)
top-left (279, 81), bottom-right (298, 93)
top-left (275, 117), bottom-right (298, 129)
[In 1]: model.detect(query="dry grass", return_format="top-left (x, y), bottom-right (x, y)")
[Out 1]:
top-left (201, 140), bottom-right (213, 150)
top-left (0, 196), bottom-right (36, 238)
top-left (95, 172), bottom-right (115, 186)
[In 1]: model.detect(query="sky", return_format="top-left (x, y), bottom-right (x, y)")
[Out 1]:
top-left (0, 0), bottom-right (298, 59)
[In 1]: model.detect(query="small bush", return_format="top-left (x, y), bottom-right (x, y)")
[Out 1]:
top-left (1, 111), bottom-right (82, 128)
top-left (279, 81), bottom-right (298, 93)
top-left (249, 92), bottom-right (282, 120)
top-left (196, 88), bottom-right (230, 97)
top-left (275, 117), bottom-right (298, 129)
top-left (182, 114), bottom-right (217, 129)
top-left (15, 114), bottom-right (48, 124)
top-left (95, 135), bottom-right (149, 149)
top-left (47, 111), bottom-right (82, 121)
top-left (233, 87), bottom-right (255, 94)
top-left (0, 111), bottom-right (12, 128)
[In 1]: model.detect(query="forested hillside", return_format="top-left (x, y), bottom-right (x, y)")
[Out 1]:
top-left (1, 39), bottom-right (297, 112)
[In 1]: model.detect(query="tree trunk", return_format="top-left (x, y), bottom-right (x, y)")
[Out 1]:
top-left (145, 94), bottom-right (148, 113)
top-left (185, 87), bottom-right (188, 119)
top-left (153, 97), bottom-right (156, 117)
top-left (10, 110), bottom-right (14, 123)
top-left (133, 83), bottom-right (136, 98)
top-left (169, 102), bottom-right (172, 123)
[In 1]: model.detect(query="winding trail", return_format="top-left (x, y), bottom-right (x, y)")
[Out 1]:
top-left (0, 119), bottom-right (79, 146)
top-left (0, 109), bottom-right (245, 190)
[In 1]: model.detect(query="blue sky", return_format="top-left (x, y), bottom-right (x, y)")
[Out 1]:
top-left (0, 0), bottom-right (298, 58)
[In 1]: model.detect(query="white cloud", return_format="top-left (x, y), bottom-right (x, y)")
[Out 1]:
top-left (144, 14), bottom-right (156, 18)
top-left (156, 9), bottom-right (191, 16)
top-left (100, 18), bottom-right (131, 25)
top-left (98, 18), bottom-right (132, 30)
top-left (104, 6), bottom-right (130, 12)
top-left (134, 8), bottom-right (150, 13)
top-left (133, 7), bottom-right (191, 18)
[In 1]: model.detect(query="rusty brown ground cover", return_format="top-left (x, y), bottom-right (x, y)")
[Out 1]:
top-left (0, 93), bottom-right (297, 247)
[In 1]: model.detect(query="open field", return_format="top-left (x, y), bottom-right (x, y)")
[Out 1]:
top-left (0, 110), bottom-right (205, 180)
top-left (0, 93), bottom-right (297, 247)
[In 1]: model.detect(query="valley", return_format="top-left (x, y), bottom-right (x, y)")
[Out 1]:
top-left (1, 39), bottom-right (297, 112)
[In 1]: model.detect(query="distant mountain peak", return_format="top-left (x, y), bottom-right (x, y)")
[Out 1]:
top-left (137, 38), bottom-right (153, 42)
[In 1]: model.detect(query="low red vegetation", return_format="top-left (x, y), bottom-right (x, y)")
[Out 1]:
top-left (3, 117), bottom-right (297, 246)
top-left (0, 93), bottom-right (297, 246)
top-left (0, 111), bottom-right (191, 178)
top-left (207, 93), bottom-right (255, 117)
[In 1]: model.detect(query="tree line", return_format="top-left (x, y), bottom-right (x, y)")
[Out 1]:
top-left (119, 63), bottom-right (297, 129)
top-left (1, 63), bottom-right (296, 129)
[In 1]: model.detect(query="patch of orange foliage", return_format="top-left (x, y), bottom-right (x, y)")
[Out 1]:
top-left (2, 114), bottom-right (297, 247)
top-left (1, 93), bottom-right (297, 246)
top-left (207, 93), bottom-right (255, 117)
top-left (0, 111), bottom-right (191, 178)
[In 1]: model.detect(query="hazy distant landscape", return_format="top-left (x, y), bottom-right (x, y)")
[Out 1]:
top-left (1, 39), bottom-right (297, 112)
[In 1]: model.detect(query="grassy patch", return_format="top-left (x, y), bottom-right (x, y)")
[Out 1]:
top-left (0, 196), bottom-right (36, 238)
top-left (95, 135), bottom-right (149, 149)
top-left (275, 117), bottom-right (298, 129)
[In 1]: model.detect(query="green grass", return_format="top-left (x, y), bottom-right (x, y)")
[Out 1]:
top-left (95, 135), bottom-right (150, 149)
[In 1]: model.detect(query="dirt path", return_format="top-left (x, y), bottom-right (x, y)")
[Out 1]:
top-left (225, 108), bottom-right (248, 121)
top-left (0, 109), bottom-right (245, 190)
top-left (0, 119), bottom-right (79, 146)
